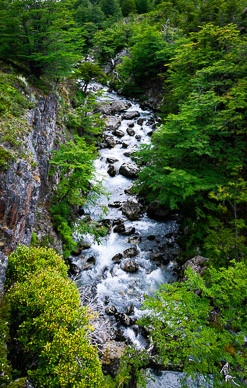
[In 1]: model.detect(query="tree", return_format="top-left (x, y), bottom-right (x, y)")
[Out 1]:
top-left (121, 0), bottom-right (137, 17)
top-left (0, 0), bottom-right (83, 80)
top-left (139, 263), bottom-right (247, 387)
top-left (136, 0), bottom-right (150, 14)
top-left (76, 61), bottom-right (107, 93)
top-left (100, 0), bottom-right (122, 18)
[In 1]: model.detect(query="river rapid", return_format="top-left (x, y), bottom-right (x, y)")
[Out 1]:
top-left (71, 84), bottom-right (186, 386)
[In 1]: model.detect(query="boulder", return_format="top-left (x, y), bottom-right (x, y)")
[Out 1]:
top-left (101, 341), bottom-right (126, 377)
top-left (147, 235), bottom-right (156, 241)
top-left (115, 312), bottom-right (131, 326)
top-left (122, 111), bottom-right (140, 120)
top-left (113, 223), bottom-right (125, 234)
top-left (123, 227), bottom-right (136, 236)
top-left (112, 253), bottom-right (123, 261)
top-left (135, 135), bottom-right (141, 141)
top-left (182, 256), bottom-right (209, 278)
top-left (121, 142), bottom-right (128, 148)
top-left (105, 116), bottom-right (121, 131)
top-left (119, 163), bottom-right (139, 178)
top-left (147, 201), bottom-right (170, 219)
top-left (123, 247), bottom-right (138, 257)
top-left (96, 103), bottom-right (112, 115)
top-left (128, 122), bottom-right (135, 128)
top-left (127, 127), bottom-right (135, 136)
top-left (107, 157), bottom-right (119, 164)
top-left (111, 100), bottom-right (129, 113)
top-left (104, 135), bottom-right (116, 148)
top-left (107, 165), bottom-right (117, 177)
top-left (121, 259), bottom-right (139, 273)
top-left (114, 129), bottom-right (125, 138)
top-left (122, 198), bottom-right (142, 220)
top-left (128, 235), bottom-right (142, 245)
top-left (105, 305), bottom-right (117, 315)
top-left (137, 118), bottom-right (145, 125)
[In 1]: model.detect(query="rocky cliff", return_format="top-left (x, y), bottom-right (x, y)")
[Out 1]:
top-left (0, 91), bottom-right (62, 290)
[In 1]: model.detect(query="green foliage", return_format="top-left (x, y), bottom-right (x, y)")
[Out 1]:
top-left (139, 263), bottom-right (247, 387)
top-left (75, 61), bottom-right (107, 93)
top-left (0, 296), bottom-right (12, 386)
top-left (0, 0), bottom-right (83, 81)
top-left (5, 245), bottom-right (105, 387)
top-left (121, 0), bottom-right (137, 17)
top-left (0, 71), bottom-right (32, 169)
top-left (49, 134), bottom-right (106, 257)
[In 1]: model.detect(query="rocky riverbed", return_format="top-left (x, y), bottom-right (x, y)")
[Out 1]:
top-left (69, 84), bottom-right (181, 383)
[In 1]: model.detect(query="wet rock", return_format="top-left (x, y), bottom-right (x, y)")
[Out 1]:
top-left (126, 303), bottom-right (134, 315)
top-left (147, 130), bottom-right (153, 137)
top-left (111, 100), bottom-right (129, 113)
top-left (79, 240), bottom-right (91, 250)
top-left (104, 296), bottom-right (110, 305)
top-left (112, 253), bottom-right (123, 261)
top-left (147, 235), bottom-right (156, 241)
top-left (105, 116), bottom-right (121, 131)
top-left (128, 235), bottom-right (142, 245)
top-left (104, 135), bottom-right (116, 148)
top-left (123, 151), bottom-right (132, 157)
top-left (82, 256), bottom-right (96, 271)
top-left (119, 163), bottom-right (140, 178)
top-left (181, 256), bottom-right (209, 278)
top-left (128, 122), bottom-right (135, 128)
top-left (147, 201), bottom-right (170, 219)
top-left (113, 223), bottom-right (125, 234)
top-left (112, 218), bottom-right (123, 226)
top-left (122, 198), bottom-right (142, 220)
top-left (121, 142), bottom-right (129, 149)
top-left (114, 129), bottom-right (125, 138)
top-left (121, 259), bottom-right (139, 273)
top-left (123, 247), bottom-right (138, 257)
top-left (123, 111), bottom-right (140, 120)
top-left (124, 186), bottom-right (133, 195)
top-left (115, 312), bottom-right (131, 326)
top-left (114, 328), bottom-right (126, 342)
top-left (123, 227), bottom-right (136, 236)
top-left (101, 341), bottom-right (126, 377)
top-left (105, 305), bottom-right (117, 315)
top-left (149, 253), bottom-right (169, 265)
top-left (108, 201), bottom-right (122, 208)
top-left (69, 262), bottom-right (81, 276)
top-left (78, 208), bottom-right (85, 216)
top-left (107, 165), bottom-right (117, 177)
top-left (107, 157), bottom-right (119, 164)
top-left (135, 135), bottom-right (141, 141)
top-left (137, 118), bottom-right (145, 125)
top-left (127, 127), bottom-right (135, 136)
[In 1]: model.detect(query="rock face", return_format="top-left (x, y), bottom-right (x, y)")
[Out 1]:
top-left (119, 163), bottom-right (140, 178)
top-left (122, 111), bottom-right (140, 120)
top-left (122, 198), bottom-right (142, 220)
top-left (0, 93), bottom-right (60, 256)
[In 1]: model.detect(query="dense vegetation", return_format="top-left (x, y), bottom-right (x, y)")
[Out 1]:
top-left (1, 0), bottom-right (247, 386)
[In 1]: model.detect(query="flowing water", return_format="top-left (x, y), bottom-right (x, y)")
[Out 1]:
top-left (72, 84), bottom-right (182, 386)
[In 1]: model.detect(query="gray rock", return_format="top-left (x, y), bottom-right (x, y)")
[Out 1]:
top-left (111, 100), bottom-right (129, 113)
top-left (137, 118), bottom-right (145, 125)
top-left (113, 224), bottom-right (125, 234)
top-left (105, 305), bottom-right (117, 315)
top-left (114, 129), bottom-right (125, 138)
top-left (123, 247), bottom-right (138, 257)
top-left (104, 135), bottom-right (116, 148)
top-left (105, 116), bottom-right (121, 131)
top-left (128, 235), bottom-right (142, 245)
top-left (112, 253), bottom-right (123, 261)
top-left (121, 259), bottom-right (139, 273)
top-left (107, 165), bottom-right (117, 177)
top-left (182, 256), bottom-right (209, 278)
top-left (127, 127), bottom-right (135, 136)
top-left (107, 157), bottom-right (119, 164)
top-left (119, 163), bottom-right (140, 178)
top-left (122, 198), bottom-right (142, 220)
top-left (123, 227), bottom-right (136, 236)
top-left (122, 111), bottom-right (140, 120)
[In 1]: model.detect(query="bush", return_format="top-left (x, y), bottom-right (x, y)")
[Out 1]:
top-left (6, 246), bottom-right (106, 387)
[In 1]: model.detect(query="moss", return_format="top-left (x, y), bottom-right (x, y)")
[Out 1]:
top-left (6, 378), bottom-right (27, 388)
